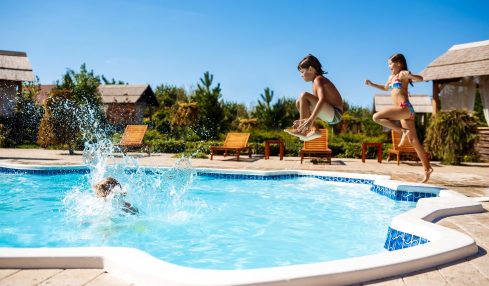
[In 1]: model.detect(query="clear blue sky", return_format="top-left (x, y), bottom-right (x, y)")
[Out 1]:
top-left (1, 0), bottom-right (488, 108)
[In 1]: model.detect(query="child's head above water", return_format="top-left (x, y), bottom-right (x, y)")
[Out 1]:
top-left (94, 177), bottom-right (123, 198)
top-left (297, 54), bottom-right (326, 76)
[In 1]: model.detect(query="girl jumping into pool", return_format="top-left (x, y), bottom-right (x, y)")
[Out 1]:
top-left (365, 53), bottom-right (433, 183)
top-left (285, 54), bottom-right (344, 141)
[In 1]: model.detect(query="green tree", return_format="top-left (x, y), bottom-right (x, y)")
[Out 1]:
top-left (474, 88), bottom-right (488, 126)
top-left (151, 84), bottom-right (189, 134)
top-left (424, 110), bottom-right (479, 164)
top-left (252, 88), bottom-right (297, 130)
top-left (253, 87), bottom-right (275, 130)
top-left (154, 84), bottom-right (188, 108)
top-left (271, 97), bottom-right (298, 130)
top-left (191, 72), bottom-right (225, 139)
top-left (101, 75), bottom-right (126, 85)
top-left (37, 64), bottom-right (105, 154)
top-left (37, 88), bottom-right (79, 154)
top-left (2, 77), bottom-right (44, 146)
top-left (222, 101), bottom-right (249, 131)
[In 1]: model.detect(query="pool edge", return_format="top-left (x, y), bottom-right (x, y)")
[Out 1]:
top-left (0, 163), bottom-right (484, 286)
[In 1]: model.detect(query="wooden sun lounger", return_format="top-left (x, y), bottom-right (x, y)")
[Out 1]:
top-left (209, 132), bottom-right (252, 161)
top-left (116, 125), bottom-right (150, 156)
top-left (300, 129), bottom-right (332, 164)
top-left (387, 130), bottom-right (418, 165)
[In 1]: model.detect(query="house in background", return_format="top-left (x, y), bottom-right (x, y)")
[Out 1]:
top-left (0, 50), bottom-right (35, 119)
top-left (420, 39), bottom-right (489, 161)
top-left (420, 39), bottom-right (489, 118)
top-left (98, 84), bottom-right (159, 126)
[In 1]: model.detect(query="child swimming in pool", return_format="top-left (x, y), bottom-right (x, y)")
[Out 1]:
top-left (94, 177), bottom-right (139, 215)
top-left (285, 54), bottom-right (344, 141)
top-left (365, 53), bottom-right (433, 183)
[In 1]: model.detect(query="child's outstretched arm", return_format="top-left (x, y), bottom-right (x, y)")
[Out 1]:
top-left (400, 71), bottom-right (423, 82)
top-left (365, 79), bottom-right (388, 91)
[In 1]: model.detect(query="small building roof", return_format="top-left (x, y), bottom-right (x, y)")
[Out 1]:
top-left (373, 94), bottom-right (432, 113)
top-left (0, 50), bottom-right (35, 81)
top-left (420, 39), bottom-right (489, 81)
top-left (98, 84), bottom-right (158, 106)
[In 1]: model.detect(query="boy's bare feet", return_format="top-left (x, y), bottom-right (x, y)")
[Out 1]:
top-left (284, 128), bottom-right (308, 140)
top-left (398, 129), bottom-right (410, 147)
top-left (302, 128), bottom-right (322, 141)
top-left (421, 167), bottom-right (433, 183)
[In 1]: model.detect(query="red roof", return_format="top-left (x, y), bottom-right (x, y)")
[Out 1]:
top-left (35, 85), bottom-right (55, 106)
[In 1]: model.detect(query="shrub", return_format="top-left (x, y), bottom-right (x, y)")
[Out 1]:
top-left (424, 110), bottom-right (479, 165)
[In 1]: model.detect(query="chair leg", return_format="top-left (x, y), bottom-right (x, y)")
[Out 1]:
top-left (397, 154), bottom-right (400, 165)
top-left (236, 150), bottom-right (241, 161)
top-left (301, 152), bottom-right (304, 164)
top-left (210, 148), bottom-right (214, 160)
top-left (248, 147), bottom-right (252, 158)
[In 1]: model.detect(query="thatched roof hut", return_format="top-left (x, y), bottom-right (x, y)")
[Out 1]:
top-left (0, 50), bottom-right (35, 82)
top-left (420, 39), bottom-right (489, 115)
top-left (421, 40), bottom-right (489, 81)
top-left (0, 50), bottom-right (35, 118)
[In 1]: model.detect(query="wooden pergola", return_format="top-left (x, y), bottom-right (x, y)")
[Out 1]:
top-left (420, 39), bottom-right (489, 115)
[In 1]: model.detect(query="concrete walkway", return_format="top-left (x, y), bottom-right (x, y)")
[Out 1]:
top-left (1, 148), bottom-right (489, 285)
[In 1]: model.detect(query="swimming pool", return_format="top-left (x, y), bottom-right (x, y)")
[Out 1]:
top-left (0, 167), bottom-right (416, 270)
top-left (0, 164), bottom-right (484, 286)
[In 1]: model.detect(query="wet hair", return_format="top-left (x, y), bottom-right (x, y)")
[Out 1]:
top-left (297, 54), bottom-right (327, 75)
top-left (389, 53), bottom-right (413, 86)
top-left (94, 177), bottom-right (122, 198)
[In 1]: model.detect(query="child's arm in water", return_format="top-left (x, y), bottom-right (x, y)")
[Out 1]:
top-left (122, 201), bottom-right (139, 215)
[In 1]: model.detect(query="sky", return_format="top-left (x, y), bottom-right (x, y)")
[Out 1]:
top-left (1, 0), bottom-right (488, 109)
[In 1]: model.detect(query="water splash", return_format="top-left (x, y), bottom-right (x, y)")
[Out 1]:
top-left (61, 100), bottom-right (197, 224)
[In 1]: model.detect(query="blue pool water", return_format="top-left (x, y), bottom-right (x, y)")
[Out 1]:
top-left (0, 169), bottom-right (415, 270)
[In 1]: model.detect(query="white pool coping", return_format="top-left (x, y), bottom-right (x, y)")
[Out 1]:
top-left (0, 163), bottom-right (484, 286)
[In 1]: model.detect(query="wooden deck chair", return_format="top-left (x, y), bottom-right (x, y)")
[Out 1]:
top-left (116, 125), bottom-right (150, 156)
top-left (209, 132), bottom-right (252, 161)
top-left (387, 130), bottom-right (418, 165)
top-left (300, 129), bottom-right (332, 164)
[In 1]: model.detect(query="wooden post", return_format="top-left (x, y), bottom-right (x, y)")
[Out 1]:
top-left (432, 80), bottom-right (440, 116)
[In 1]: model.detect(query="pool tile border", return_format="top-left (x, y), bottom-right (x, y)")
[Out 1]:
top-left (384, 226), bottom-right (429, 251)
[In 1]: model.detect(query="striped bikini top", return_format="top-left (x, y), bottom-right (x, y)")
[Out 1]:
top-left (388, 75), bottom-right (408, 91)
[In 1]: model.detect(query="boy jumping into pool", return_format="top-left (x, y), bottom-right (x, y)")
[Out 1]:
top-left (94, 177), bottom-right (139, 215)
top-left (285, 54), bottom-right (344, 141)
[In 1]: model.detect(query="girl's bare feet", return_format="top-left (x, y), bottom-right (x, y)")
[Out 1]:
top-left (421, 167), bottom-right (433, 183)
top-left (398, 128), bottom-right (410, 147)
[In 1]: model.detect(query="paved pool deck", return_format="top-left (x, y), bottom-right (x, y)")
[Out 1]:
top-left (1, 148), bottom-right (489, 285)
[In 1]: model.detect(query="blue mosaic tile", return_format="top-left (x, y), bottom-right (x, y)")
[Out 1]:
top-left (384, 227), bottom-right (429, 251)
top-left (0, 167), bottom-right (89, 175)
top-left (370, 184), bottom-right (437, 202)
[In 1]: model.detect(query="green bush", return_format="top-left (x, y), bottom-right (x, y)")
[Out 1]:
top-left (424, 110), bottom-right (479, 165)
